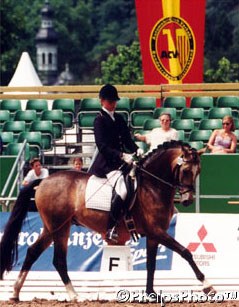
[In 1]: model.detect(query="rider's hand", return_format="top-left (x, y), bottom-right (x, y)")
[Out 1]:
top-left (122, 153), bottom-right (134, 165)
top-left (136, 148), bottom-right (144, 157)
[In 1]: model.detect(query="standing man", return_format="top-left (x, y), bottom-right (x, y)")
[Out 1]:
top-left (89, 84), bottom-right (143, 243)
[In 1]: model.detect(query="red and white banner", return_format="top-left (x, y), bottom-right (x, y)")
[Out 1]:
top-left (135, 0), bottom-right (206, 85)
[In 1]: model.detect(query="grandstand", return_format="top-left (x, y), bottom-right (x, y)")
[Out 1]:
top-left (0, 83), bottom-right (239, 212)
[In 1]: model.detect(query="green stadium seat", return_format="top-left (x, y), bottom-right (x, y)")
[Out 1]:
top-left (29, 120), bottom-right (53, 151)
top-left (130, 113), bottom-right (153, 129)
top-left (143, 119), bottom-right (161, 130)
top-left (26, 99), bottom-right (48, 116)
top-left (5, 142), bottom-right (30, 160)
top-left (41, 110), bottom-right (64, 139)
top-left (0, 99), bottom-right (22, 118)
top-left (234, 119), bottom-right (239, 129)
top-left (78, 112), bottom-right (98, 129)
top-left (153, 107), bottom-right (177, 120)
top-left (163, 96), bottom-right (186, 118)
top-left (115, 97), bottom-right (131, 124)
top-left (0, 110), bottom-right (11, 130)
top-left (1, 132), bottom-right (14, 153)
top-left (189, 130), bottom-right (212, 144)
top-left (190, 96), bottom-right (214, 109)
top-left (177, 130), bottom-right (185, 141)
top-left (52, 99), bottom-right (75, 129)
top-left (216, 96), bottom-right (239, 109)
top-left (18, 131), bottom-right (42, 158)
top-left (14, 110), bottom-right (37, 130)
top-left (2, 120), bottom-right (26, 140)
top-left (208, 107), bottom-right (232, 119)
top-left (188, 141), bottom-right (205, 151)
top-left (172, 119), bottom-right (195, 140)
top-left (172, 119), bottom-right (195, 132)
top-left (181, 108), bottom-right (205, 127)
top-left (79, 98), bottom-right (101, 111)
top-left (131, 97), bottom-right (156, 111)
top-left (199, 119), bottom-right (222, 130)
top-left (130, 97), bottom-right (156, 128)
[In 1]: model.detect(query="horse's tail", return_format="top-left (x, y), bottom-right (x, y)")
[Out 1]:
top-left (0, 179), bottom-right (42, 279)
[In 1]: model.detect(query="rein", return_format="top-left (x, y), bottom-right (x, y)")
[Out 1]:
top-left (136, 153), bottom-right (197, 193)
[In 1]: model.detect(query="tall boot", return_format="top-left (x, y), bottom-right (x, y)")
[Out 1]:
top-left (105, 192), bottom-right (124, 243)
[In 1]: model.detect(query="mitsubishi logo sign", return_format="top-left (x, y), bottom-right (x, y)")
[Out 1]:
top-left (187, 225), bottom-right (217, 252)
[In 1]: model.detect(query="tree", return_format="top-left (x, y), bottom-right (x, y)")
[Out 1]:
top-left (204, 57), bottom-right (239, 83)
top-left (95, 41), bottom-right (143, 85)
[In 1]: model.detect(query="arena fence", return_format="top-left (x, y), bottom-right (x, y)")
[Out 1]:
top-left (1, 82), bottom-right (239, 99)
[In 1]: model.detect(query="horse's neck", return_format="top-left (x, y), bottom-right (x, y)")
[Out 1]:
top-left (144, 148), bottom-right (180, 181)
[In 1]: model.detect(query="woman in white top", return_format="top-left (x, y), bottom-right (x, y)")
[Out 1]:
top-left (135, 112), bottom-right (178, 152)
top-left (22, 158), bottom-right (49, 187)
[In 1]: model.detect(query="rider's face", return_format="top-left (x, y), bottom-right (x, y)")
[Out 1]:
top-left (101, 99), bottom-right (117, 112)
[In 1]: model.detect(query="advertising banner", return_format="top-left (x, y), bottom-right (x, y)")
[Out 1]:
top-left (135, 0), bottom-right (206, 85)
top-left (0, 213), bottom-right (238, 278)
top-left (173, 213), bottom-right (239, 278)
top-left (0, 213), bottom-right (176, 272)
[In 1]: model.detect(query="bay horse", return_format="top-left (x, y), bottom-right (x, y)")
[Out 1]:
top-left (0, 141), bottom-right (215, 301)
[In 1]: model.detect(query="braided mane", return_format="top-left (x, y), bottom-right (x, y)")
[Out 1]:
top-left (138, 140), bottom-right (193, 167)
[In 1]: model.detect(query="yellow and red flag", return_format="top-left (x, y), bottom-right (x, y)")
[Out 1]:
top-left (135, 0), bottom-right (206, 84)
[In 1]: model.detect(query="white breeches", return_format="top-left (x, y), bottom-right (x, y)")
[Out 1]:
top-left (106, 170), bottom-right (127, 201)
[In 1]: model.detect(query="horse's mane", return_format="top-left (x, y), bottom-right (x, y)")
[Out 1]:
top-left (138, 140), bottom-right (194, 167)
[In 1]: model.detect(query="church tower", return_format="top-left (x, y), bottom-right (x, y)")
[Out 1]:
top-left (35, 0), bottom-right (58, 85)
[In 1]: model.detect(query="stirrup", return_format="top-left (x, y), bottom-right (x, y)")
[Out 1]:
top-left (105, 228), bottom-right (119, 243)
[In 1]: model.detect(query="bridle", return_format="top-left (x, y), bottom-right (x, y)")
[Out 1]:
top-left (172, 155), bottom-right (198, 194)
top-left (136, 150), bottom-right (199, 195)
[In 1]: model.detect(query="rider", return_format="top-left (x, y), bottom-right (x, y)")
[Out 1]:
top-left (89, 84), bottom-right (143, 243)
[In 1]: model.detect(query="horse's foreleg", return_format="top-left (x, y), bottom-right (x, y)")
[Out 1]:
top-left (52, 222), bottom-right (78, 301)
top-left (159, 232), bottom-right (216, 295)
top-left (146, 238), bottom-right (158, 294)
top-left (12, 228), bottom-right (53, 301)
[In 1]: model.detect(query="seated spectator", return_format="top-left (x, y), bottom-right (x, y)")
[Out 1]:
top-left (207, 116), bottom-right (237, 154)
top-left (22, 158), bottom-right (49, 187)
top-left (19, 158), bottom-right (49, 211)
top-left (134, 112), bottom-right (178, 152)
top-left (72, 157), bottom-right (83, 171)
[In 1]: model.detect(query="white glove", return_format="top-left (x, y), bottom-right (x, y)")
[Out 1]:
top-left (122, 153), bottom-right (134, 165)
top-left (137, 148), bottom-right (144, 157)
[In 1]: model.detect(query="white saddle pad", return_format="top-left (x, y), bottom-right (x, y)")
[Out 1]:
top-left (85, 175), bottom-right (113, 211)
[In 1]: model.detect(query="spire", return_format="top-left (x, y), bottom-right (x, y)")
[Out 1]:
top-left (35, 0), bottom-right (58, 85)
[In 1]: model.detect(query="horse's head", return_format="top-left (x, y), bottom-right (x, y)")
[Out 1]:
top-left (173, 144), bottom-right (201, 206)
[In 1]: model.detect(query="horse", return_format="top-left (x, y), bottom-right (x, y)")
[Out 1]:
top-left (0, 141), bottom-right (216, 302)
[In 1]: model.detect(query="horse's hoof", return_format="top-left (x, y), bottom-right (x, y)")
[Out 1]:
top-left (9, 297), bottom-right (20, 303)
top-left (203, 286), bottom-right (216, 296)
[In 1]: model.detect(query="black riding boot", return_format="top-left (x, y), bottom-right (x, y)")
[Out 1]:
top-left (105, 192), bottom-right (124, 243)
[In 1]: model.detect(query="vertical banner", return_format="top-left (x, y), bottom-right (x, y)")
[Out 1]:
top-left (135, 0), bottom-right (206, 85)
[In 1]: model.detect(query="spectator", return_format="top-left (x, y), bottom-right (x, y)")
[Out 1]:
top-left (134, 112), bottom-right (178, 152)
top-left (22, 158), bottom-right (49, 187)
top-left (19, 158), bottom-right (49, 211)
top-left (72, 157), bottom-right (83, 171)
top-left (207, 116), bottom-right (237, 154)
